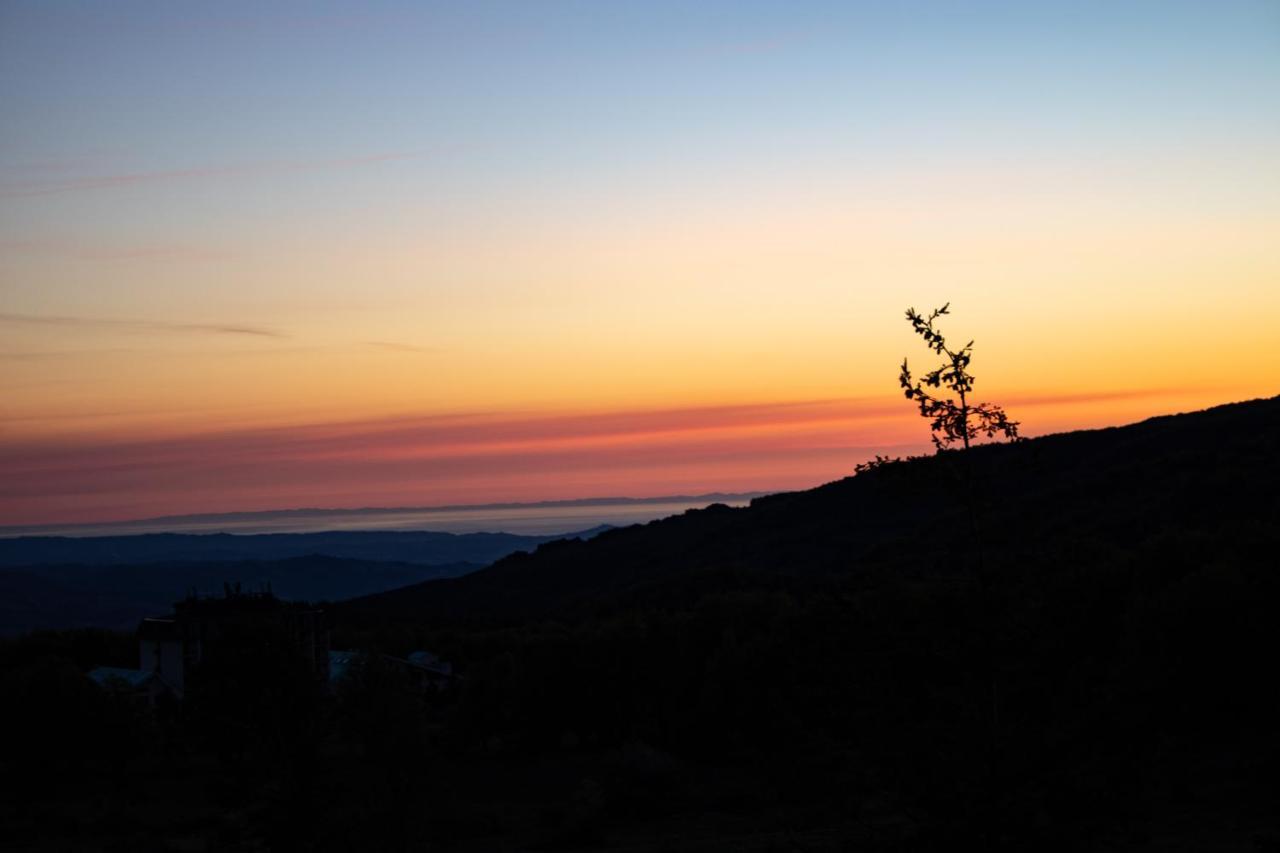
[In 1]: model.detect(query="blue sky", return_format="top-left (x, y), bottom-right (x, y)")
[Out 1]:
top-left (2, 1), bottom-right (1278, 523)
top-left (5, 1), bottom-right (1276, 193)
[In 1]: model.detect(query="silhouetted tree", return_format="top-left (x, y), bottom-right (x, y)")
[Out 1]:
top-left (899, 303), bottom-right (1019, 451)
top-left (897, 303), bottom-right (1020, 850)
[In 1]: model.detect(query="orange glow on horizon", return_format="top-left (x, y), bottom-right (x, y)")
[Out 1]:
top-left (4, 6), bottom-right (1278, 527)
top-left (0, 385), bottom-right (1258, 527)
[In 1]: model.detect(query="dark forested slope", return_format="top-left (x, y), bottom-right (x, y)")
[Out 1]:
top-left (349, 395), bottom-right (1279, 626)
top-left (327, 397), bottom-right (1280, 848)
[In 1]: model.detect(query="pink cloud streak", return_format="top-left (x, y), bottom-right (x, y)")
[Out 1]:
top-left (0, 151), bottom-right (423, 199)
top-left (0, 389), bottom-right (1179, 527)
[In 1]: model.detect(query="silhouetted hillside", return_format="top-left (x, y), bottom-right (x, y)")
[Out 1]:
top-left (319, 398), bottom-right (1280, 848)
top-left (348, 396), bottom-right (1279, 626)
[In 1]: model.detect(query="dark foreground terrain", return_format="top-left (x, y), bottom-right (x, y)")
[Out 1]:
top-left (3, 397), bottom-right (1278, 851)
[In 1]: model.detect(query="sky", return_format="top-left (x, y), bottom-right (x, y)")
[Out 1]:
top-left (2, 0), bottom-right (1278, 525)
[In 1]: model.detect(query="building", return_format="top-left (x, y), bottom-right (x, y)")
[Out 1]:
top-left (403, 650), bottom-right (456, 693)
top-left (87, 665), bottom-right (176, 708)
top-left (329, 649), bottom-right (458, 694)
top-left (90, 588), bottom-right (330, 703)
top-left (137, 616), bottom-right (187, 696)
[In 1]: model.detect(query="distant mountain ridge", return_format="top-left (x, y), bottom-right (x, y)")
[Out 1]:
top-left (0, 555), bottom-right (479, 636)
top-left (0, 526), bottom-right (613, 635)
top-left (0, 493), bottom-right (765, 538)
top-left (0, 527), bottom-right (609, 569)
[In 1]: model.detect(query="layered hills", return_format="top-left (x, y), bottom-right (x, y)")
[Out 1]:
top-left (0, 528), bottom-right (606, 634)
top-left (4, 398), bottom-right (1278, 847)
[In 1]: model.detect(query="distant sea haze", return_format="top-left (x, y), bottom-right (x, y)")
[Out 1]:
top-left (0, 493), bottom-right (766, 538)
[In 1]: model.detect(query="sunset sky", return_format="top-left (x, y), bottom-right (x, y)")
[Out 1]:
top-left (3, 1), bottom-right (1278, 525)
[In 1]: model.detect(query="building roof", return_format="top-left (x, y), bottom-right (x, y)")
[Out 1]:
top-left (405, 650), bottom-right (454, 677)
top-left (329, 650), bottom-right (361, 684)
top-left (137, 617), bottom-right (180, 640)
top-left (88, 666), bottom-right (158, 690)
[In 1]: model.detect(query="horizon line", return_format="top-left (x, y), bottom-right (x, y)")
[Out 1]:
top-left (0, 490), bottom-right (777, 539)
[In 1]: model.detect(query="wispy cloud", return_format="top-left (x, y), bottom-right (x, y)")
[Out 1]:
top-left (0, 151), bottom-right (424, 199)
top-left (1003, 389), bottom-right (1177, 407)
top-left (0, 237), bottom-right (239, 262)
top-left (0, 397), bottom-right (919, 524)
top-left (0, 351), bottom-right (63, 361)
top-left (362, 341), bottom-right (440, 354)
top-left (0, 349), bottom-right (142, 361)
top-left (0, 312), bottom-right (287, 339)
top-left (164, 11), bottom-right (404, 35)
top-left (0, 388), bottom-right (1207, 526)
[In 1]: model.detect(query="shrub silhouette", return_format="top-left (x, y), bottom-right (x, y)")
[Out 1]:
top-left (891, 303), bottom-right (1022, 848)
top-left (899, 303), bottom-right (1019, 451)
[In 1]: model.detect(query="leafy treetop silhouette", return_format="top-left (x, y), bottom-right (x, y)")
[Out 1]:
top-left (899, 303), bottom-right (1019, 452)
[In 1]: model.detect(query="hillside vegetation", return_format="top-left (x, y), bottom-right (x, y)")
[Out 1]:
top-left (349, 395), bottom-right (1278, 626)
top-left (332, 397), bottom-right (1280, 849)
